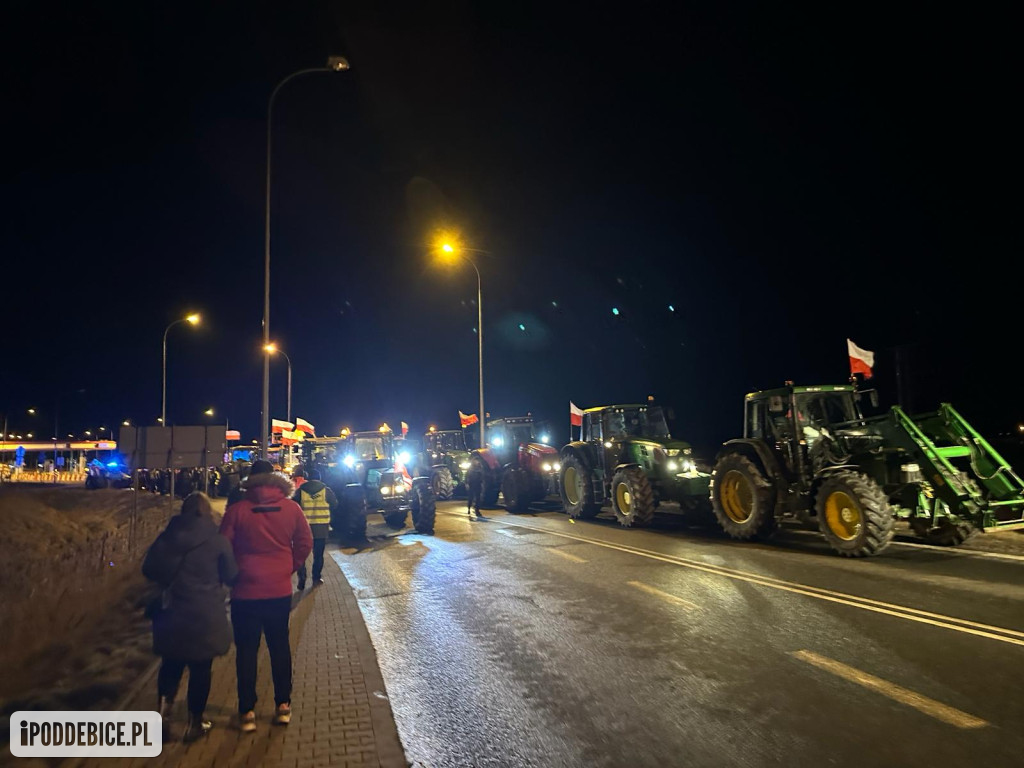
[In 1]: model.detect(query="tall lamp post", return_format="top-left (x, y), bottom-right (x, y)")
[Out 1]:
top-left (261, 56), bottom-right (350, 458)
top-left (439, 242), bottom-right (486, 450)
top-left (263, 343), bottom-right (293, 424)
top-left (162, 314), bottom-right (200, 426)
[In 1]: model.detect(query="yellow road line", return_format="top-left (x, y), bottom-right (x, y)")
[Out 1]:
top-left (791, 650), bottom-right (989, 729)
top-left (456, 514), bottom-right (1024, 649)
top-left (547, 547), bottom-right (588, 563)
top-left (627, 580), bottom-right (699, 610)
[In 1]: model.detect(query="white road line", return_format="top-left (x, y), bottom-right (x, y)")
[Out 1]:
top-left (547, 547), bottom-right (588, 563)
top-left (449, 513), bottom-right (1024, 649)
top-left (890, 540), bottom-right (1024, 563)
top-left (791, 650), bottom-right (989, 729)
top-left (627, 580), bottom-right (699, 609)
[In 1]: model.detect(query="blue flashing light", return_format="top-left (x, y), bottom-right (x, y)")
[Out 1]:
top-left (106, 461), bottom-right (119, 467)
top-left (518, 323), bottom-right (526, 331)
top-left (539, 434), bottom-right (550, 444)
top-left (668, 304), bottom-right (675, 312)
top-left (612, 307), bottom-right (620, 316)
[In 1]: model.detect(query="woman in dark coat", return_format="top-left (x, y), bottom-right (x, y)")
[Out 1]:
top-left (143, 492), bottom-right (238, 742)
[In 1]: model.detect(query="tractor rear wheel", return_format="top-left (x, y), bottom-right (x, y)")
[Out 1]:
top-left (611, 467), bottom-right (655, 527)
top-left (815, 471), bottom-right (895, 556)
top-left (559, 455), bottom-right (601, 519)
top-left (411, 483), bottom-right (436, 534)
top-left (502, 467), bottom-right (531, 513)
top-left (711, 453), bottom-right (774, 540)
top-left (472, 458), bottom-right (500, 507)
top-left (431, 467), bottom-right (454, 500)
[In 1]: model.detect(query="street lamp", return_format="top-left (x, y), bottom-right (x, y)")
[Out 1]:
top-left (261, 56), bottom-right (350, 458)
top-left (436, 238), bottom-right (486, 450)
top-left (263, 343), bottom-right (293, 424)
top-left (204, 408), bottom-right (215, 417)
top-left (162, 313), bottom-right (200, 426)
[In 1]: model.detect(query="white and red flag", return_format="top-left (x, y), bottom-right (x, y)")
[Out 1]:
top-left (847, 339), bottom-right (875, 379)
top-left (570, 401), bottom-right (584, 427)
top-left (401, 421), bottom-right (409, 436)
top-left (295, 417), bottom-right (316, 436)
top-left (459, 411), bottom-right (478, 427)
top-left (271, 419), bottom-right (294, 434)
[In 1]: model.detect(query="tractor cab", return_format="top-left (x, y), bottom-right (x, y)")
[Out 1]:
top-left (418, 428), bottom-right (472, 496)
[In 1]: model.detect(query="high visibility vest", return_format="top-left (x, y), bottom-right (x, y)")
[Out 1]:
top-left (299, 485), bottom-right (332, 525)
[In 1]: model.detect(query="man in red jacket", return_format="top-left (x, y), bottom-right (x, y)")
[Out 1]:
top-left (220, 459), bottom-right (312, 733)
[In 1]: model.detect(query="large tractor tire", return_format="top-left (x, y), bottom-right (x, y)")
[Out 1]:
top-left (611, 466), bottom-right (655, 528)
top-left (410, 483), bottom-right (436, 534)
top-left (559, 454), bottom-right (601, 519)
top-left (337, 484), bottom-right (367, 540)
top-left (502, 467), bottom-right (532, 513)
top-left (711, 453), bottom-right (775, 540)
top-left (815, 471), bottom-right (895, 557)
top-left (431, 466), bottom-right (454, 500)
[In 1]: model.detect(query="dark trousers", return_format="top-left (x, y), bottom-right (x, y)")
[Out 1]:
top-left (158, 658), bottom-right (213, 716)
top-left (297, 537), bottom-right (327, 584)
top-left (231, 597), bottom-right (292, 713)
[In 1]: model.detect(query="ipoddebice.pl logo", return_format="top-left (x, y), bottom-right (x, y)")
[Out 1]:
top-left (10, 711), bottom-right (162, 757)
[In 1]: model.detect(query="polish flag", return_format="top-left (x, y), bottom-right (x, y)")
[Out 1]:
top-left (848, 339), bottom-right (875, 379)
top-left (272, 419), bottom-right (294, 434)
top-left (401, 421), bottom-right (409, 436)
top-left (570, 402), bottom-right (584, 427)
top-left (459, 411), bottom-right (478, 427)
top-left (295, 417), bottom-right (315, 436)
top-left (225, 430), bottom-right (241, 441)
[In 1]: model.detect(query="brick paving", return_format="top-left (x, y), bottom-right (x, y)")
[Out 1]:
top-left (88, 546), bottom-right (406, 768)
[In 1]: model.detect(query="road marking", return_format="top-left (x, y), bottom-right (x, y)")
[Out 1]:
top-left (790, 650), bottom-right (989, 729)
top-left (627, 580), bottom-right (698, 609)
top-left (890, 540), bottom-right (1024, 563)
top-left (444, 512), bottom-right (1024, 649)
top-left (547, 547), bottom-right (588, 563)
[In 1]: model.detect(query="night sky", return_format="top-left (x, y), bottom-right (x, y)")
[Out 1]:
top-left (2, 3), bottom-right (1019, 460)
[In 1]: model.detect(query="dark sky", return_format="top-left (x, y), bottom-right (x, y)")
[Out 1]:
top-left (2, 2), bottom-right (1019, 458)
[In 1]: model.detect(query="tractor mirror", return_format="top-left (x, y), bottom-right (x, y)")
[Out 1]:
top-left (768, 396), bottom-right (785, 413)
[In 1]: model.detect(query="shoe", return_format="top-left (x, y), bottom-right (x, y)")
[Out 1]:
top-left (314, 577), bottom-right (324, 586)
top-left (297, 580), bottom-right (306, 591)
top-left (239, 710), bottom-right (256, 733)
top-left (273, 703), bottom-right (291, 726)
top-left (182, 715), bottom-right (211, 743)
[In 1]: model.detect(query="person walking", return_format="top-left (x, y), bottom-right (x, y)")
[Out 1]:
top-left (220, 460), bottom-right (312, 732)
top-left (142, 492), bottom-right (238, 743)
top-left (291, 465), bottom-right (308, 491)
top-left (293, 468), bottom-right (338, 589)
top-left (465, 466), bottom-right (484, 519)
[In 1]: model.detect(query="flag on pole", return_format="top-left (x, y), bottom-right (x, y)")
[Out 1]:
top-left (401, 421), bottom-right (409, 436)
top-left (570, 402), bottom-right (584, 427)
top-left (280, 428), bottom-right (305, 446)
top-left (225, 430), bottom-right (241, 441)
top-left (272, 419), bottom-right (294, 434)
top-left (459, 411), bottom-right (478, 428)
top-left (847, 339), bottom-right (875, 379)
top-left (295, 417), bottom-right (316, 436)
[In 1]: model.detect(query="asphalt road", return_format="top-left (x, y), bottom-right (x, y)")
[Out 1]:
top-left (331, 500), bottom-right (1024, 768)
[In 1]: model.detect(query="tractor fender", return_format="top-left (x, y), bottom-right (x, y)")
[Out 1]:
top-left (613, 462), bottom-right (644, 474)
top-left (411, 476), bottom-right (431, 491)
top-left (471, 448), bottom-right (501, 472)
top-left (717, 439), bottom-right (783, 482)
top-left (560, 441), bottom-right (598, 469)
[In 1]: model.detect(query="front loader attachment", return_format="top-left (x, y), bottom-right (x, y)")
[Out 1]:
top-left (885, 405), bottom-right (1024, 532)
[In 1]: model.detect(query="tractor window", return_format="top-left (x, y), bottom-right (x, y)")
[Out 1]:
top-left (508, 424), bottom-right (534, 448)
top-left (747, 401), bottom-right (764, 439)
top-left (586, 416), bottom-right (603, 443)
top-left (353, 437), bottom-right (386, 460)
top-left (439, 432), bottom-right (466, 451)
top-left (604, 407), bottom-right (670, 439)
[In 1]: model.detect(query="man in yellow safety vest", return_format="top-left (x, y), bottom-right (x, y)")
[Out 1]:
top-left (291, 468), bottom-right (338, 589)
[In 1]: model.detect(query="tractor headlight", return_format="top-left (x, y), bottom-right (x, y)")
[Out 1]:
top-left (394, 482), bottom-right (407, 494)
top-left (554, 462), bottom-right (560, 471)
top-left (665, 448), bottom-right (681, 457)
top-left (381, 486), bottom-right (391, 496)
top-left (459, 460), bottom-right (471, 470)
top-left (667, 460), bottom-right (679, 472)
top-left (542, 462), bottom-right (552, 472)
top-left (343, 455), bottom-right (356, 468)
top-left (682, 459), bottom-right (696, 472)
top-left (398, 451), bottom-right (411, 464)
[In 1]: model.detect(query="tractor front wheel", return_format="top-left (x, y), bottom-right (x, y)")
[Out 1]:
top-left (431, 467), bottom-right (454, 500)
top-left (559, 455), bottom-right (601, 519)
top-left (502, 467), bottom-right (532, 513)
top-left (611, 467), bottom-right (655, 528)
top-left (815, 471), bottom-right (895, 557)
top-left (711, 453), bottom-right (774, 540)
top-left (410, 483), bottom-right (436, 534)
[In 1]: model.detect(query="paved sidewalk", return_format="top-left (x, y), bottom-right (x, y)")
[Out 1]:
top-left (105, 546), bottom-right (407, 768)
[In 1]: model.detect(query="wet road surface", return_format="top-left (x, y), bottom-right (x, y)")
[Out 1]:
top-left (331, 501), bottom-right (1024, 767)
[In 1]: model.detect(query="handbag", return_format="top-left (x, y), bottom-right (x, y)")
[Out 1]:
top-left (144, 542), bottom-right (203, 619)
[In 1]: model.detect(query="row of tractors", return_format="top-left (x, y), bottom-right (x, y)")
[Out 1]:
top-left (304, 382), bottom-right (1024, 558)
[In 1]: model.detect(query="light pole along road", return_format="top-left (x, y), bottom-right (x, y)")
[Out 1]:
top-left (161, 313), bottom-right (200, 427)
top-left (264, 343), bottom-right (293, 424)
top-left (261, 56), bottom-right (350, 458)
top-left (439, 242), bottom-right (486, 450)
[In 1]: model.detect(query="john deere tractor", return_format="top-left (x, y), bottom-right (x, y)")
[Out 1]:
top-left (331, 429), bottom-right (436, 536)
top-left (710, 383), bottom-right (1024, 557)
top-left (469, 416), bottom-right (561, 512)
top-left (558, 404), bottom-right (712, 527)
top-left (412, 428), bottom-right (473, 499)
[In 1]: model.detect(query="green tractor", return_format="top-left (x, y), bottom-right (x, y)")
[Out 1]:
top-left (410, 428), bottom-right (473, 500)
top-left (710, 383), bottom-right (1024, 557)
top-left (558, 404), bottom-right (712, 527)
top-left (331, 428), bottom-right (436, 536)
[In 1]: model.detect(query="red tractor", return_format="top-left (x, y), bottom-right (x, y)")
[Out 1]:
top-left (469, 415), bottom-right (560, 512)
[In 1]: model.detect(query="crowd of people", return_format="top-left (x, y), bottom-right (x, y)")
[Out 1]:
top-left (142, 459), bottom-right (337, 742)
